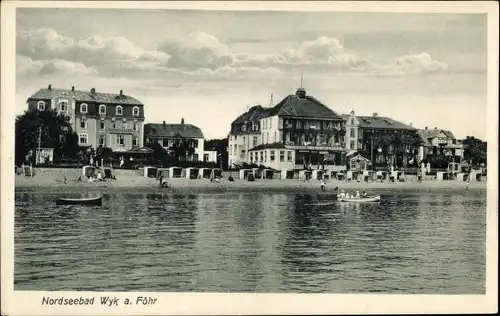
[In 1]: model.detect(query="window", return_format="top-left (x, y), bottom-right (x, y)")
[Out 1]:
top-left (270, 119), bottom-right (272, 129)
top-left (275, 131), bottom-right (278, 142)
top-left (100, 121), bottom-right (105, 129)
top-left (99, 136), bottom-right (105, 146)
top-left (243, 136), bottom-right (246, 144)
top-left (204, 154), bottom-right (209, 162)
top-left (280, 151), bottom-right (285, 162)
top-left (133, 123), bottom-right (138, 131)
top-left (132, 137), bottom-right (138, 147)
top-left (37, 101), bottom-right (45, 110)
top-left (287, 151), bottom-right (293, 161)
top-left (351, 118), bottom-right (354, 125)
top-left (270, 150), bottom-right (275, 162)
top-left (116, 135), bottom-right (125, 145)
top-left (80, 118), bottom-right (86, 129)
top-left (253, 136), bottom-right (258, 147)
top-left (350, 141), bottom-right (355, 149)
top-left (264, 151), bottom-right (267, 162)
top-left (193, 154), bottom-right (198, 161)
top-left (99, 105), bottom-right (106, 115)
top-left (79, 133), bottom-right (88, 144)
top-left (80, 103), bottom-right (88, 113)
top-left (59, 101), bottom-right (68, 113)
top-left (116, 106), bottom-right (123, 116)
top-left (260, 151), bottom-right (263, 162)
top-left (350, 129), bottom-right (355, 137)
top-left (132, 106), bottom-right (139, 116)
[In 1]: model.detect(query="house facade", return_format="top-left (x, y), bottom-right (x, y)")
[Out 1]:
top-left (144, 119), bottom-right (205, 162)
top-left (418, 127), bottom-right (463, 164)
top-left (27, 85), bottom-right (145, 152)
top-left (230, 87), bottom-right (347, 170)
top-left (342, 111), bottom-right (420, 169)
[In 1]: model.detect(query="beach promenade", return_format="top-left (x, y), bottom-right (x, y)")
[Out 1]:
top-left (14, 168), bottom-right (485, 193)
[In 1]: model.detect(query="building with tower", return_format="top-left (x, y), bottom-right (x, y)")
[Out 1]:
top-left (228, 85), bottom-right (347, 170)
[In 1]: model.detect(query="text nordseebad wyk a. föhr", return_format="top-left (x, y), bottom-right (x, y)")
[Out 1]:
top-left (42, 296), bottom-right (158, 306)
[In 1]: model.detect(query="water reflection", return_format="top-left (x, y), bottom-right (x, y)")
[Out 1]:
top-left (14, 189), bottom-right (486, 293)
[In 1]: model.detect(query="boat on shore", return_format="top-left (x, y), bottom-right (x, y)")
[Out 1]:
top-left (338, 195), bottom-right (381, 203)
top-left (56, 196), bottom-right (102, 206)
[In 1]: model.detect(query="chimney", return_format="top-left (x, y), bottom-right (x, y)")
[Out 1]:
top-left (425, 126), bottom-right (428, 130)
top-left (434, 127), bottom-right (437, 130)
top-left (181, 118), bottom-right (185, 124)
top-left (71, 86), bottom-right (75, 91)
top-left (48, 84), bottom-right (52, 90)
top-left (410, 122), bottom-right (413, 127)
top-left (163, 121), bottom-right (166, 125)
top-left (120, 89), bottom-right (123, 96)
top-left (90, 88), bottom-right (96, 94)
top-left (373, 112), bottom-right (378, 117)
top-left (350, 110), bottom-right (355, 115)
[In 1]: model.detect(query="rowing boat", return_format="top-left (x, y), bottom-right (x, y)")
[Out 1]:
top-left (56, 196), bottom-right (102, 206)
top-left (338, 195), bottom-right (381, 203)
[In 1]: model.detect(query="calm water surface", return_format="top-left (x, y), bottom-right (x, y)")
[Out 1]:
top-left (15, 188), bottom-right (486, 293)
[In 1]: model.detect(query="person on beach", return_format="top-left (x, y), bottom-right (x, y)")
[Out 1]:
top-left (320, 180), bottom-right (326, 191)
top-left (96, 171), bottom-right (104, 181)
top-left (339, 189), bottom-right (346, 198)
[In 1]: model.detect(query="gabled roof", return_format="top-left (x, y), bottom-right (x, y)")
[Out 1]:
top-left (144, 123), bottom-right (204, 139)
top-left (28, 87), bottom-right (143, 105)
top-left (356, 116), bottom-right (416, 130)
top-left (232, 105), bottom-right (269, 124)
top-left (418, 128), bottom-right (456, 140)
top-left (268, 91), bottom-right (343, 119)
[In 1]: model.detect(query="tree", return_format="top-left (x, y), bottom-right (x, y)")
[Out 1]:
top-left (15, 108), bottom-right (77, 165)
top-left (204, 138), bottom-right (229, 169)
top-left (462, 136), bottom-right (487, 166)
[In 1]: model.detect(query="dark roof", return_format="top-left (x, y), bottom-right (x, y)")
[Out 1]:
top-left (341, 114), bottom-right (350, 121)
top-left (267, 89), bottom-right (343, 120)
top-left (248, 142), bottom-right (286, 151)
top-left (144, 123), bottom-right (204, 139)
top-left (123, 147), bottom-right (154, 154)
top-left (28, 87), bottom-right (143, 105)
top-left (419, 128), bottom-right (456, 140)
top-left (356, 116), bottom-right (416, 130)
top-left (232, 105), bottom-right (269, 124)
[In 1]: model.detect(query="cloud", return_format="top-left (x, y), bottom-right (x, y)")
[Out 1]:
top-left (17, 28), bottom-right (171, 70)
top-left (158, 32), bottom-right (235, 70)
top-left (392, 52), bottom-right (448, 73)
top-left (17, 28), bottom-right (448, 84)
top-left (17, 54), bottom-right (97, 77)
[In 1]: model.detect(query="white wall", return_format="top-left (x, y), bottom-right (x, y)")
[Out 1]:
top-left (203, 151), bottom-right (217, 163)
top-left (259, 115), bottom-right (280, 144)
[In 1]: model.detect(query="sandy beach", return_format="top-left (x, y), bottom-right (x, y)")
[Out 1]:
top-left (14, 168), bottom-right (486, 193)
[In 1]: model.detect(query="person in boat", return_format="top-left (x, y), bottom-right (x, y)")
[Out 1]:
top-left (355, 191), bottom-right (360, 198)
top-left (320, 179), bottom-right (326, 191)
top-left (228, 175), bottom-right (234, 182)
top-left (361, 190), bottom-right (368, 197)
top-left (333, 186), bottom-right (339, 193)
top-left (339, 189), bottom-right (346, 198)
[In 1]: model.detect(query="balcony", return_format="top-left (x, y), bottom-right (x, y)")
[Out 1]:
top-left (285, 140), bottom-right (345, 151)
top-left (108, 128), bottom-right (139, 134)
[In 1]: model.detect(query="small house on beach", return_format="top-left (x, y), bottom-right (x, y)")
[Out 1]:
top-left (143, 166), bottom-right (158, 178)
top-left (211, 168), bottom-right (222, 179)
top-left (240, 169), bottom-right (252, 180)
top-left (262, 169), bottom-right (274, 179)
top-left (312, 169), bottom-right (324, 180)
top-left (156, 168), bottom-right (169, 179)
top-left (299, 170), bottom-right (312, 180)
top-left (185, 167), bottom-right (200, 179)
top-left (169, 167), bottom-right (183, 178)
top-left (199, 168), bottom-right (212, 179)
top-left (281, 169), bottom-right (294, 180)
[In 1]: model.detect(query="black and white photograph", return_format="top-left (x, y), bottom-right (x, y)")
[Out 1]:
top-left (1, 1), bottom-right (498, 315)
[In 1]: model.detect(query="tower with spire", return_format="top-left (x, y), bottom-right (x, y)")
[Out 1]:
top-left (296, 71), bottom-right (306, 99)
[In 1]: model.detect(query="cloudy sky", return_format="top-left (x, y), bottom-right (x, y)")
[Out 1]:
top-left (16, 8), bottom-right (487, 139)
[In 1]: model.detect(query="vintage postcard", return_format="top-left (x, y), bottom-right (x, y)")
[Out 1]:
top-left (1, 1), bottom-right (498, 315)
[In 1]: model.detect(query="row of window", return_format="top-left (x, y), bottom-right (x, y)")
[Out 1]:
top-left (78, 133), bottom-right (138, 147)
top-left (37, 101), bottom-right (140, 116)
top-left (78, 119), bottom-right (139, 131)
top-left (249, 150), bottom-right (293, 163)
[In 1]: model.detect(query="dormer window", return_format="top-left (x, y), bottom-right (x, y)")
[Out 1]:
top-left (99, 105), bottom-right (106, 115)
top-left (116, 106), bottom-right (123, 116)
top-left (80, 103), bottom-right (88, 113)
top-left (37, 101), bottom-right (45, 110)
top-left (132, 106), bottom-right (139, 116)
